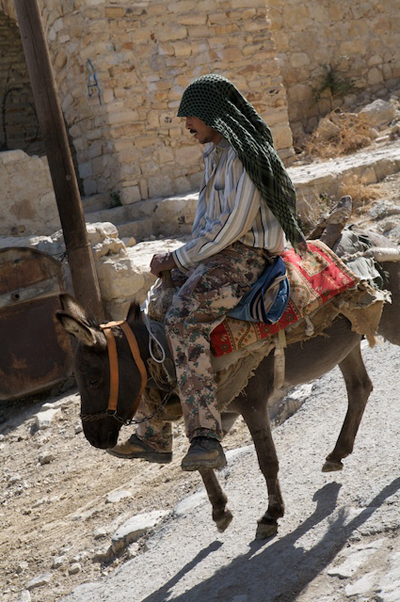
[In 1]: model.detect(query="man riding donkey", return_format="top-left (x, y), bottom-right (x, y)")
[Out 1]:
top-left (109, 74), bottom-right (308, 471)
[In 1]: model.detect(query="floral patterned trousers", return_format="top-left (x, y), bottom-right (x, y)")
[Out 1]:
top-left (136, 241), bottom-right (269, 449)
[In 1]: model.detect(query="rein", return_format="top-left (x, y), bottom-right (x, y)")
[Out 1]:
top-left (80, 320), bottom-right (148, 425)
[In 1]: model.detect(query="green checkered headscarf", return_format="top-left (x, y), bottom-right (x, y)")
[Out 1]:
top-left (178, 74), bottom-right (306, 250)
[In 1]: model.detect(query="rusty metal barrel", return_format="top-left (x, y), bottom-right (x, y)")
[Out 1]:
top-left (0, 247), bottom-right (73, 400)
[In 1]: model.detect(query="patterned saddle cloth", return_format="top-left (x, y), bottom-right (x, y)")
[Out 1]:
top-left (210, 240), bottom-right (359, 357)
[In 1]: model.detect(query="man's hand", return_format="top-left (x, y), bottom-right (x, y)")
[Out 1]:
top-left (150, 252), bottom-right (177, 277)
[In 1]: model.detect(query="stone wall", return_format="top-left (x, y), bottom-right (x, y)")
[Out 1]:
top-left (269, 0), bottom-right (400, 142)
top-left (2, 0), bottom-right (399, 209)
top-left (0, 150), bottom-right (60, 237)
top-left (0, 11), bottom-right (45, 155)
top-left (0, 0), bottom-right (293, 209)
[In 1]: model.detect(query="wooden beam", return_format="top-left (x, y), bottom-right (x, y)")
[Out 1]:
top-left (14, 0), bottom-right (104, 321)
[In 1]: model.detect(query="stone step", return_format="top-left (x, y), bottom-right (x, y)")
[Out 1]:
top-left (116, 217), bottom-right (156, 241)
top-left (289, 139), bottom-right (400, 216)
top-left (84, 193), bottom-right (198, 242)
top-left (81, 193), bottom-right (112, 213)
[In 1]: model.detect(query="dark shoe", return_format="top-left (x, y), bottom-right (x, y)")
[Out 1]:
top-left (107, 434), bottom-right (172, 464)
top-left (181, 437), bottom-right (227, 471)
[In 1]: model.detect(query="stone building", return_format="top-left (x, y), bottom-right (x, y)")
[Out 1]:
top-left (0, 0), bottom-right (399, 232)
top-left (1, 0), bottom-right (293, 210)
top-left (269, 0), bottom-right (400, 141)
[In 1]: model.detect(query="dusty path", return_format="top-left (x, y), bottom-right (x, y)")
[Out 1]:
top-left (61, 338), bottom-right (400, 602)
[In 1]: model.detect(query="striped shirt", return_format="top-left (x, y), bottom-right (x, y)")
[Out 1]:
top-left (173, 138), bottom-right (285, 271)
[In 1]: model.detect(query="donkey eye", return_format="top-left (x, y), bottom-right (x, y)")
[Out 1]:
top-left (89, 378), bottom-right (100, 387)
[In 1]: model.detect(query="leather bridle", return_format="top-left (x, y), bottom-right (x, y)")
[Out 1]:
top-left (80, 320), bottom-right (147, 425)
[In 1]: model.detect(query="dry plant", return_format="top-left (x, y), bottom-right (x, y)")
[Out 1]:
top-left (300, 177), bottom-right (383, 236)
top-left (299, 193), bottom-right (334, 236)
top-left (339, 176), bottom-right (383, 209)
top-left (303, 110), bottom-right (374, 159)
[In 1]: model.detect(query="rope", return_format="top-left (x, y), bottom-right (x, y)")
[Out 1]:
top-left (142, 278), bottom-right (166, 364)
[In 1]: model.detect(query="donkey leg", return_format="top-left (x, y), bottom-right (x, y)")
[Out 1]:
top-left (322, 342), bottom-right (373, 472)
top-left (241, 404), bottom-right (284, 540)
top-left (199, 468), bottom-right (233, 533)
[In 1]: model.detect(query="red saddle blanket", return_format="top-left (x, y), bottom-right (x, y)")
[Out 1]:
top-left (210, 240), bottom-right (358, 357)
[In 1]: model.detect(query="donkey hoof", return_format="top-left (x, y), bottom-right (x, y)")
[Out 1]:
top-left (322, 460), bottom-right (344, 472)
top-left (216, 510), bottom-right (233, 533)
top-left (256, 519), bottom-right (278, 540)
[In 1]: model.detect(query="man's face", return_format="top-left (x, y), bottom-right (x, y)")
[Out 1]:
top-left (185, 116), bottom-right (221, 145)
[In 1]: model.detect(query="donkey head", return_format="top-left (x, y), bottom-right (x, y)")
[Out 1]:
top-left (56, 294), bottom-right (146, 449)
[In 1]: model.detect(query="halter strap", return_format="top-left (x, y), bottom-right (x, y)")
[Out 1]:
top-left (100, 320), bottom-right (147, 420)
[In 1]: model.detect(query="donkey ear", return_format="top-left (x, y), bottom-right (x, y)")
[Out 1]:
top-left (56, 312), bottom-right (105, 348)
top-left (59, 293), bottom-right (89, 322)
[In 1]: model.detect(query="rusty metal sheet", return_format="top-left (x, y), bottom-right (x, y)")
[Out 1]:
top-left (0, 247), bottom-right (73, 400)
top-left (0, 247), bottom-right (63, 307)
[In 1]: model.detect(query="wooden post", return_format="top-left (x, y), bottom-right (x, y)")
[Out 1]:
top-left (13, 0), bottom-right (104, 321)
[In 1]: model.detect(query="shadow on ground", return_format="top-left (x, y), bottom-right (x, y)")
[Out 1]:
top-left (142, 477), bottom-right (400, 602)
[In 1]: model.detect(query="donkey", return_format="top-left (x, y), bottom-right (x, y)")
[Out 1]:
top-left (57, 230), bottom-right (400, 539)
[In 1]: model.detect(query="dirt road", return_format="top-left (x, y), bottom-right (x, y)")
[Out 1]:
top-left (59, 338), bottom-right (400, 602)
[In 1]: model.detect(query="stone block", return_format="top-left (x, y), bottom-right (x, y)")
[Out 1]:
top-left (78, 161), bottom-right (93, 179)
top-left (367, 67), bottom-right (384, 86)
top-left (374, 158), bottom-right (398, 181)
top-left (178, 13), bottom-right (207, 26)
top-left (270, 124), bottom-right (293, 149)
top-left (175, 145), bottom-right (202, 165)
top-left (121, 186), bottom-right (141, 205)
top-left (290, 52), bottom-right (310, 69)
top-left (231, 0), bottom-right (259, 7)
top-left (173, 41), bottom-right (192, 57)
top-left (168, 0), bottom-right (197, 11)
top-left (105, 6), bottom-right (125, 18)
top-left (86, 222), bottom-right (119, 245)
top-left (96, 256), bottom-right (145, 301)
top-left (288, 83), bottom-right (311, 103)
top-left (148, 174), bottom-right (173, 198)
top-left (134, 136), bottom-right (159, 149)
top-left (218, 46), bottom-right (243, 62)
top-left (187, 25), bottom-right (210, 37)
top-left (34, 409), bottom-right (61, 430)
top-left (157, 25), bottom-right (187, 42)
top-left (359, 99), bottom-right (397, 128)
top-left (107, 110), bottom-right (137, 125)
top-left (111, 510), bottom-right (168, 553)
top-left (0, 149), bottom-right (26, 164)
top-left (315, 117), bottom-right (340, 141)
top-left (368, 54), bottom-right (383, 67)
top-left (83, 179), bottom-right (98, 196)
top-left (359, 167), bottom-right (378, 185)
top-left (212, 23), bottom-right (240, 35)
top-left (139, 179), bottom-right (148, 199)
top-left (158, 146), bottom-right (175, 163)
top-left (173, 176), bottom-right (193, 195)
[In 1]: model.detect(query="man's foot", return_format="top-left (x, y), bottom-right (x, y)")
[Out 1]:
top-left (181, 437), bottom-right (227, 471)
top-left (107, 434), bottom-right (172, 464)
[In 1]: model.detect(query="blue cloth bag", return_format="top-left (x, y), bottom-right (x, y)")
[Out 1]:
top-left (227, 255), bottom-right (290, 323)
